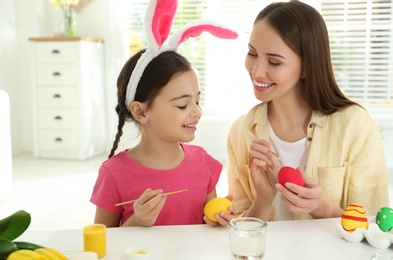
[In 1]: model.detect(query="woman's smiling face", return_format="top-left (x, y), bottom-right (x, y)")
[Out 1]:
top-left (245, 20), bottom-right (303, 103)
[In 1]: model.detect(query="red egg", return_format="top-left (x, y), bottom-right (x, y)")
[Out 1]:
top-left (278, 166), bottom-right (304, 189)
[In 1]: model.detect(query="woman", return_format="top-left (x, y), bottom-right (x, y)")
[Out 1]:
top-left (226, 1), bottom-right (389, 222)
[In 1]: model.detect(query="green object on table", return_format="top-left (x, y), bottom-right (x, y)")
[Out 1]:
top-left (0, 238), bottom-right (18, 259)
top-left (0, 210), bottom-right (44, 259)
top-left (0, 210), bottom-right (31, 241)
top-left (14, 241), bottom-right (44, 250)
top-left (376, 207), bottom-right (393, 232)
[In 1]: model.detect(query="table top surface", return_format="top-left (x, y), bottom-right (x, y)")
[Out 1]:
top-left (18, 218), bottom-right (393, 260)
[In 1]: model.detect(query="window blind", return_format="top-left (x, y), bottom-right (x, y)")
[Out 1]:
top-left (321, 0), bottom-right (393, 104)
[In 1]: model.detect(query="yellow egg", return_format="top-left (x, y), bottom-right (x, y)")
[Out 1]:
top-left (204, 197), bottom-right (232, 222)
top-left (341, 203), bottom-right (368, 232)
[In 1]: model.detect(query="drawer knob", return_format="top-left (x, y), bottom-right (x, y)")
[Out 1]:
top-left (54, 137), bottom-right (63, 142)
top-left (53, 94), bottom-right (62, 98)
top-left (52, 72), bottom-right (61, 77)
top-left (51, 49), bottom-right (60, 54)
top-left (54, 115), bottom-right (62, 120)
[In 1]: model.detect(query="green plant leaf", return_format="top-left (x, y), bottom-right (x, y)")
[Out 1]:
top-left (0, 238), bottom-right (18, 259)
top-left (0, 210), bottom-right (31, 241)
top-left (14, 241), bottom-right (44, 250)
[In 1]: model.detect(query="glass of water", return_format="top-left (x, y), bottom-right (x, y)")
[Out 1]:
top-left (371, 253), bottom-right (393, 260)
top-left (229, 217), bottom-right (267, 259)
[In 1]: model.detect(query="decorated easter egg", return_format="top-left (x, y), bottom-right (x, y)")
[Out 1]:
top-left (278, 166), bottom-right (304, 188)
top-left (204, 197), bottom-right (232, 222)
top-left (341, 203), bottom-right (368, 232)
top-left (376, 207), bottom-right (393, 232)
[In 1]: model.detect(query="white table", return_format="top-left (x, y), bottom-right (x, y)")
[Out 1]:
top-left (19, 218), bottom-right (393, 260)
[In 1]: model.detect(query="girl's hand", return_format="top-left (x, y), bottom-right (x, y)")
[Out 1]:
top-left (128, 188), bottom-right (167, 226)
top-left (275, 167), bottom-right (343, 218)
top-left (248, 139), bottom-right (281, 203)
top-left (204, 195), bottom-right (239, 227)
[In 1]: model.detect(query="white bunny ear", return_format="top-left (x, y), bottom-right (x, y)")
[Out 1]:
top-left (125, 0), bottom-right (238, 111)
top-left (145, 0), bottom-right (178, 51)
top-left (164, 20), bottom-right (238, 51)
top-left (125, 0), bottom-right (178, 108)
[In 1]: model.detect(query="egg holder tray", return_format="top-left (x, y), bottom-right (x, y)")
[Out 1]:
top-left (337, 217), bottom-right (393, 249)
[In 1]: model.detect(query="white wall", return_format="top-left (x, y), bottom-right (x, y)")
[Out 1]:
top-left (1, 0), bottom-right (21, 155)
top-left (0, 90), bottom-right (12, 194)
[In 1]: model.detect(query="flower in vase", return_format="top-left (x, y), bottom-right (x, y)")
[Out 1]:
top-left (50, 0), bottom-right (80, 37)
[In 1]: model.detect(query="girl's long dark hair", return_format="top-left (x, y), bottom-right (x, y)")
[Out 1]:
top-left (108, 50), bottom-right (192, 158)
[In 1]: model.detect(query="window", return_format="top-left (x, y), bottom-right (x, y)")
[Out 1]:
top-left (107, 0), bottom-right (393, 119)
top-left (321, 0), bottom-right (393, 105)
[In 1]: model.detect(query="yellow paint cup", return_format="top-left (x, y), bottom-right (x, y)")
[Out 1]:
top-left (83, 224), bottom-right (106, 258)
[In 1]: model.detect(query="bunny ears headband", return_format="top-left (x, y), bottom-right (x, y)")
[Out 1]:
top-left (125, 0), bottom-right (238, 110)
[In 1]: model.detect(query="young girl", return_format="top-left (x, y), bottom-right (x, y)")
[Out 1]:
top-left (90, 0), bottom-right (238, 227)
top-left (227, 1), bottom-right (389, 221)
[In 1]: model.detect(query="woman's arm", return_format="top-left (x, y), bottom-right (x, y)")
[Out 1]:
top-left (346, 120), bottom-right (389, 215)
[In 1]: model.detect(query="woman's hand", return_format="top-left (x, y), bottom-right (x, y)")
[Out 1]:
top-left (248, 139), bottom-right (281, 202)
top-left (275, 167), bottom-right (343, 218)
top-left (123, 188), bottom-right (167, 227)
top-left (246, 140), bottom-right (281, 220)
top-left (204, 195), bottom-right (239, 227)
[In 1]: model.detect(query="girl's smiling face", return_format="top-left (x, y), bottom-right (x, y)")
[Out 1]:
top-left (245, 20), bottom-right (303, 103)
top-left (145, 68), bottom-right (202, 143)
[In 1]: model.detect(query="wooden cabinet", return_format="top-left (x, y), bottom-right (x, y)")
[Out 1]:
top-left (29, 37), bottom-right (106, 160)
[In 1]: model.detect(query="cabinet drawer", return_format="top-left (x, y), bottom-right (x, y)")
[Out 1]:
top-left (36, 64), bottom-right (77, 86)
top-left (38, 108), bottom-right (78, 129)
top-left (35, 42), bottom-right (77, 63)
top-left (38, 130), bottom-right (78, 151)
top-left (37, 87), bottom-right (78, 108)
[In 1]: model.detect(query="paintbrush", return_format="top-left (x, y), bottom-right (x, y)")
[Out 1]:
top-left (115, 189), bottom-right (188, 206)
top-left (271, 151), bottom-right (281, 161)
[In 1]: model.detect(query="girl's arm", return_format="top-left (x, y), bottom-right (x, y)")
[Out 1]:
top-left (204, 188), bottom-right (217, 204)
top-left (94, 206), bottom-right (121, 227)
top-left (95, 189), bottom-right (168, 227)
top-left (121, 188), bottom-right (167, 227)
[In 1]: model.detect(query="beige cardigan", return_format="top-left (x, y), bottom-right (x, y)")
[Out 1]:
top-left (227, 103), bottom-right (389, 220)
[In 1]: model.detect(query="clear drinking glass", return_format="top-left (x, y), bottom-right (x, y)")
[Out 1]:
top-left (371, 253), bottom-right (393, 260)
top-left (229, 217), bottom-right (267, 259)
